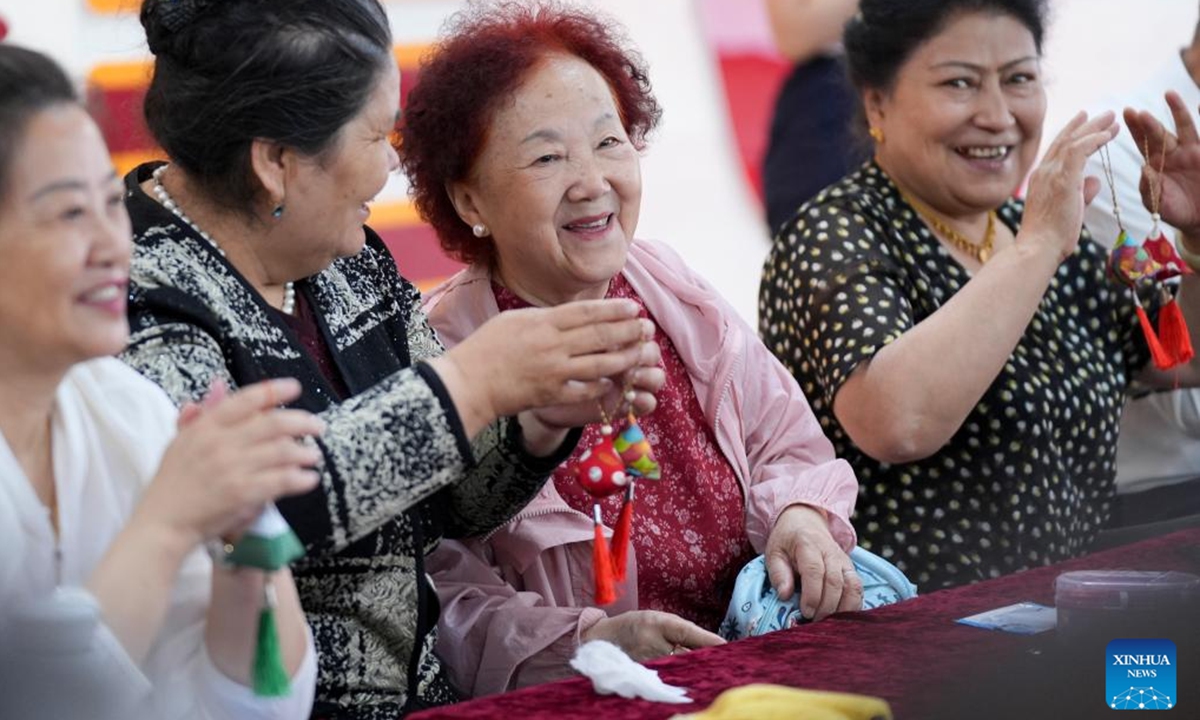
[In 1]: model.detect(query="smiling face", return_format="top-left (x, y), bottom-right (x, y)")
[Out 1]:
top-left (450, 54), bottom-right (642, 305)
top-left (279, 60), bottom-right (401, 270)
top-left (0, 104), bottom-right (131, 375)
top-left (865, 10), bottom-right (1046, 218)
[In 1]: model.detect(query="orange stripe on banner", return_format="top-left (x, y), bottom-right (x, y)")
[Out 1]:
top-left (89, 43), bottom-right (426, 92)
top-left (89, 61), bottom-right (153, 92)
top-left (86, 0), bottom-right (141, 13)
top-left (414, 276), bottom-right (452, 293)
top-left (394, 44), bottom-right (429, 70)
top-left (369, 200), bottom-right (422, 228)
top-left (111, 150), bottom-right (160, 176)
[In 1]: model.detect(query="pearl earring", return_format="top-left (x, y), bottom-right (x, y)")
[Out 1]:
top-left (472, 223), bottom-right (489, 238)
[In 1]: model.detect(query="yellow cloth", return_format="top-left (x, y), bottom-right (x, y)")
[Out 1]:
top-left (670, 684), bottom-right (892, 720)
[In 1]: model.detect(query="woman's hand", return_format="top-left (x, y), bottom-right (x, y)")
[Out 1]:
top-left (764, 504), bottom-right (862, 621)
top-left (130, 377), bottom-right (325, 553)
top-left (517, 353), bottom-right (665, 456)
top-left (1124, 91), bottom-right (1200, 239)
top-left (526, 343), bottom-right (665, 431)
top-left (429, 299), bottom-right (655, 438)
top-left (581, 610), bottom-right (725, 661)
top-left (1020, 110), bottom-right (1119, 263)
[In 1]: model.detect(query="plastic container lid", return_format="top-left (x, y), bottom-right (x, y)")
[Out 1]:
top-left (1055, 570), bottom-right (1200, 611)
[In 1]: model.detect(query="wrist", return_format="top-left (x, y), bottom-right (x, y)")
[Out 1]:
top-left (579, 614), bottom-right (610, 645)
top-left (426, 354), bottom-right (495, 438)
top-left (1012, 234), bottom-right (1066, 270)
top-left (517, 411), bottom-right (570, 457)
top-left (776, 503), bottom-right (827, 528)
top-left (122, 512), bottom-right (198, 567)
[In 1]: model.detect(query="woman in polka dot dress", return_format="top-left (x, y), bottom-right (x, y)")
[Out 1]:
top-left (398, 3), bottom-right (866, 697)
top-left (760, 0), bottom-right (1200, 590)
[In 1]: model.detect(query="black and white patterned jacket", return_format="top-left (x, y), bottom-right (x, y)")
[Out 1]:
top-left (121, 163), bottom-right (572, 718)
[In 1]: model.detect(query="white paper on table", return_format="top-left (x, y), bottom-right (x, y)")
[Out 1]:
top-left (570, 640), bottom-right (693, 704)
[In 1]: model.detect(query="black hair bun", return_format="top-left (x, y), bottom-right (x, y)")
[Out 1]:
top-left (141, 0), bottom-right (220, 56)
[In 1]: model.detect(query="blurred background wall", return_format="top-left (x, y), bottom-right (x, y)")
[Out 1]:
top-left (0, 0), bottom-right (1194, 324)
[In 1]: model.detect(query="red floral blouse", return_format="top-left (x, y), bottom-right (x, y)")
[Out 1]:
top-left (494, 275), bottom-right (755, 630)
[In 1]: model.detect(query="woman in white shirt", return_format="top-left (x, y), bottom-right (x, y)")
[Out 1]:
top-left (0, 44), bottom-right (320, 719)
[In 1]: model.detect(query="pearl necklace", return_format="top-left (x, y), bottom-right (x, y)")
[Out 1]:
top-left (151, 164), bottom-right (296, 315)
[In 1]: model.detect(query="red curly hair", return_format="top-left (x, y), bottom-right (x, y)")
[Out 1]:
top-left (397, 1), bottom-right (662, 267)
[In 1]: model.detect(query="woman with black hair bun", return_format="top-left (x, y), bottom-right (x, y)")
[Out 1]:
top-left (123, 0), bottom-right (661, 717)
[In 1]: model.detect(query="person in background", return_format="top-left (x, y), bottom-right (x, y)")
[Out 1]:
top-left (121, 1), bottom-right (660, 716)
top-left (760, 0), bottom-right (1200, 591)
top-left (1081, 7), bottom-right (1200, 538)
top-left (762, 0), bottom-right (865, 235)
top-left (0, 43), bottom-right (319, 720)
top-left (400, 2), bottom-right (861, 698)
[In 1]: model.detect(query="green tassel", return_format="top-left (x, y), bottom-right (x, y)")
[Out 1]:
top-left (227, 528), bottom-right (304, 572)
top-left (227, 504), bottom-right (305, 572)
top-left (228, 505), bottom-right (302, 696)
top-left (252, 594), bottom-right (290, 697)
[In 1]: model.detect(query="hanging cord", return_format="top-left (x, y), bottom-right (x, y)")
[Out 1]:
top-left (1098, 143), bottom-right (1127, 236)
top-left (1142, 135), bottom-right (1168, 238)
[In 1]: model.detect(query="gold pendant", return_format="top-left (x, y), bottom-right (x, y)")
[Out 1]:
top-left (978, 247), bottom-right (990, 263)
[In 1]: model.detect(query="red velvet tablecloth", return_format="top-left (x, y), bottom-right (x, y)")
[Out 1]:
top-left (412, 529), bottom-right (1200, 720)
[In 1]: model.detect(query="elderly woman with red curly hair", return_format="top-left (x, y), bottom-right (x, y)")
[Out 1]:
top-left (400, 1), bottom-right (863, 697)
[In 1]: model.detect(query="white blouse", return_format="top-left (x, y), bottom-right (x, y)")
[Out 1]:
top-left (0, 357), bottom-right (316, 720)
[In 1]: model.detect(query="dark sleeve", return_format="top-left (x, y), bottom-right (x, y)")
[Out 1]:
top-left (120, 275), bottom-right (547, 553)
top-left (121, 308), bottom-right (476, 553)
top-left (759, 194), bottom-right (916, 407)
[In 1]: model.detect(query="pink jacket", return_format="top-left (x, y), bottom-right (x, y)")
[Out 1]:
top-left (423, 239), bottom-right (858, 697)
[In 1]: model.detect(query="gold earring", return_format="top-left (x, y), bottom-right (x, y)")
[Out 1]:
top-left (868, 126), bottom-right (885, 144)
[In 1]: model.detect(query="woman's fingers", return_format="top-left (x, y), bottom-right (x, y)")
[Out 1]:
top-left (207, 377), bottom-right (304, 425)
top-left (838, 566), bottom-right (865, 613)
top-left (1082, 175), bottom-right (1102, 207)
top-left (661, 615), bottom-right (725, 652)
top-left (796, 549), bottom-right (840, 620)
top-left (227, 408), bottom-right (327, 446)
top-left (814, 558), bottom-right (846, 621)
top-left (1041, 110), bottom-right (1087, 159)
top-left (238, 437), bottom-right (323, 475)
top-left (1042, 110), bottom-right (1116, 166)
top-left (557, 317), bottom-right (653, 357)
top-left (544, 298), bottom-right (640, 330)
top-left (1167, 90), bottom-right (1198, 146)
top-left (561, 340), bottom-right (656, 385)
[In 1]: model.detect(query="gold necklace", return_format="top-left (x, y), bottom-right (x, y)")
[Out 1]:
top-left (900, 191), bottom-right (997, 263)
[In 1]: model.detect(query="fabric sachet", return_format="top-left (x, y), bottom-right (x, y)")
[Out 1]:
top-left (719, 546), bottom-right (916, 639)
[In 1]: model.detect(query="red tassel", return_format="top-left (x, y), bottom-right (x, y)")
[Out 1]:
top-left (1137, 305), bottom-right (1174, 370)
top-left (1158, 298), bottom-right (1195, 367)
top-left (591, 505), bottom-right (616, 606)
top-left (610, 485), bottom-right (635, 582)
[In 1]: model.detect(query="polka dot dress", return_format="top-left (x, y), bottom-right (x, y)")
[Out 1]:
top-left (759, 161), bottom-right (1156, 590)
